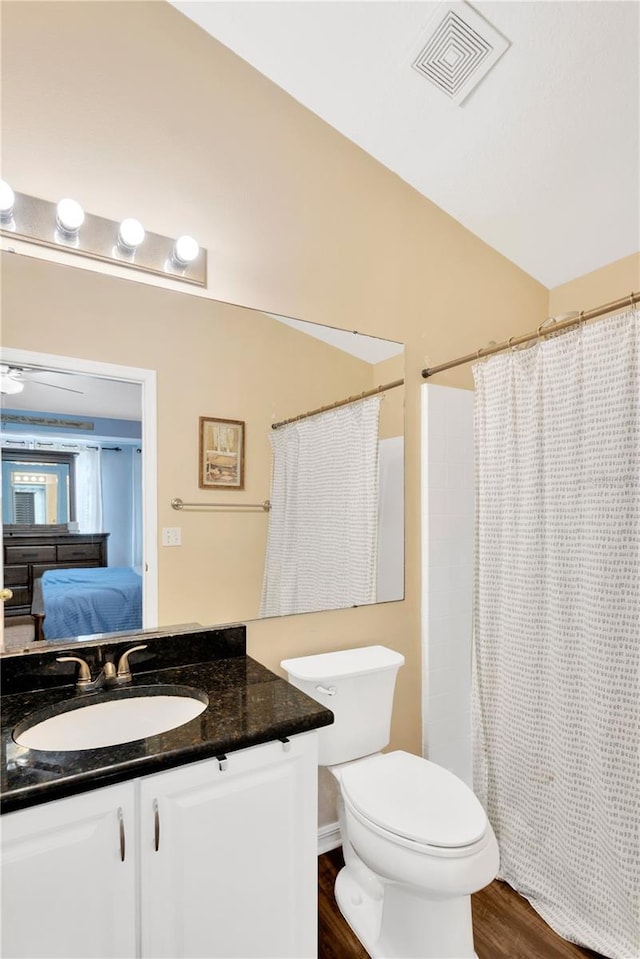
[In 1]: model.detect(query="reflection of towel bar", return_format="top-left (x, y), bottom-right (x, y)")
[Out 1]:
top-left (171, 497), bottom-right (271, 512)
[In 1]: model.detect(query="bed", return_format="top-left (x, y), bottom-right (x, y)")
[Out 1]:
top-left (32, 566), bottom-right (143, 642)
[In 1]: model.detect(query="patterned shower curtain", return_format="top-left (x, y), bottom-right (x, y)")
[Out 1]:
top-left (260, 395), bottom-right (380, 617)
top-left (472, 309), bottom-right (639, 959)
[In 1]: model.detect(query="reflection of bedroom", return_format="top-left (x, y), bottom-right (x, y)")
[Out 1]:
top-left (2, 373), bottom-right (142, 645)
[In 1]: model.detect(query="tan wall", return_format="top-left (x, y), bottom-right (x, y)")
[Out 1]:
top-left (0, 0), bottom-right (549, 757)
top-left (374, 355), bottom-right (405, 440)
top-left (549, 253), bottom-right (640, 315)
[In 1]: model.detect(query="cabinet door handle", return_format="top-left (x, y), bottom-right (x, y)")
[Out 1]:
top-left (153, 799), bottom-right (160, 852)
top-left (117, 807), bottom-right (126, 862)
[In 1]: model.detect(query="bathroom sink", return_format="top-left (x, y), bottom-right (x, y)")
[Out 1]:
top-left (13, 685), bottom-right (209, 752)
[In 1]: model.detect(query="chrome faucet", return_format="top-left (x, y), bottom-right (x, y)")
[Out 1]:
top-left (57, 645), bottom-right (148, 692)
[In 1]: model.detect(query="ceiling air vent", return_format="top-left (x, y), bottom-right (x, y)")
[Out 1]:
top-left (412, 1), bottom-right (510, 105)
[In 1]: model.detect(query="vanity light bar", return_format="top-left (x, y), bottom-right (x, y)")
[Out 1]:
top-left (0, 185), bottom-right (206, 287)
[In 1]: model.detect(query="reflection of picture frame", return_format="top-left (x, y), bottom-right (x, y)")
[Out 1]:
top-left (199, 416), bottom-right (245, 490)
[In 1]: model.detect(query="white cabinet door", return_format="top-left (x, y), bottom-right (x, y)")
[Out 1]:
top-left (1, 782), bottom-right (137, 959)
top-left (140, 732), bottom-right (318, 959)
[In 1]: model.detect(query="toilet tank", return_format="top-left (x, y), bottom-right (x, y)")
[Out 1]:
top-left (281, 646), bottom-right (405, 766)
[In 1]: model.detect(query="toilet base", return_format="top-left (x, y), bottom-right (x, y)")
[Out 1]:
top-left (335, 865), bottom-right (383, 956)
top-left (334, 866), bottom-right (479, 959)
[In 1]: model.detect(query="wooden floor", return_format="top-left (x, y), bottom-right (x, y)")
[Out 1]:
top-left (318, 847), bottom-right (607, 959)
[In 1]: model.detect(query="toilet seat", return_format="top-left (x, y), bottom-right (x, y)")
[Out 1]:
top-left (340, 751), bottom-right (488, 850)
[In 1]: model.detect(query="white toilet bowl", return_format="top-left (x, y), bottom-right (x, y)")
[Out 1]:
top-left (333, 751), bottom-right (500, 959)
top-left (281, 647), bottom-right (499, 959)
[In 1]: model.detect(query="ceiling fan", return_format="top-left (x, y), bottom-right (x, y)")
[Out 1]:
top-left (0, 364), bottom-right (85, 396)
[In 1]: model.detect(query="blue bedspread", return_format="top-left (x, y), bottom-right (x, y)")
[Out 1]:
top-left (42, 566), bottom-right (143, 641)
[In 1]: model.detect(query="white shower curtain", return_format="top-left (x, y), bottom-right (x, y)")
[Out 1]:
top-left (472, 309), bottom-right (639, 959)
top-left (260, 395), bottom-right (381, 617)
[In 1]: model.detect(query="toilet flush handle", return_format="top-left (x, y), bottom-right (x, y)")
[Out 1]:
top-left (316, 684), bottom-right (337, 696)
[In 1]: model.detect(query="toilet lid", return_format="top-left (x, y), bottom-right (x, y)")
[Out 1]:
top-left (340, 751), bottom-right (488, 848)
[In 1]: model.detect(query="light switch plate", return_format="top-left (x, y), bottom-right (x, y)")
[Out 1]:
top-left (162, 527), bottom-right (182, 547)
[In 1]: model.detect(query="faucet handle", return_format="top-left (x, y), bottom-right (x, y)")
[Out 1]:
top-left (56, 656), bottom-right (92, 687)
top-left (116, 645), bottom-right (148, 681)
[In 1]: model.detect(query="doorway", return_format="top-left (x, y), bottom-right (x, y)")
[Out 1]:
top-left (1, 347), bottom-right (158, 638)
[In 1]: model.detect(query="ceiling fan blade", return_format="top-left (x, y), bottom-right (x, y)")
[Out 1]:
top-left (1, 365), bottom-right (86, 394)
top-left (33, 380), bottom-right (85, 395)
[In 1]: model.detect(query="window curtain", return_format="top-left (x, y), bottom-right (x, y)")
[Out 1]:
top-left (131, 448), bottom-right (143, 567)
top-left (260, 395), bottom-right (381, 617)
top-left (75, 446), bottom-right (104, 534)
top-left (472, 309), bottom-right (639, 959)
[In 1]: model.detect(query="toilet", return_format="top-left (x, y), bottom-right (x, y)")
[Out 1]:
top-left (282, 645), bottom-right (499, 959)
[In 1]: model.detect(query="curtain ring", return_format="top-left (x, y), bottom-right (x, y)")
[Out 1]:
top-left (537, 317), bottom-right (556, 339)
top-left (507, 335), bottom-right (517, 351)
top-left (630, 293), bottom-right (636, 309)
top-left (578, 310), bottom-right (586, 324)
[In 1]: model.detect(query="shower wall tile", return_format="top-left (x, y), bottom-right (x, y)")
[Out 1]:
top-left (427, 460), bottom-right (447, 489)
top-left (429, 734), bottom-right (473, 785)
top-left (429, 705), bottom-right (471, 746)
top-left (430, 632), bottom-right (473, 675)
top-left (421, 384), bottom-right (475, 787)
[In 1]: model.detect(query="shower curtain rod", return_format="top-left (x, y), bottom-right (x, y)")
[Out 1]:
top-left (421, 291), bottom-right (639, 379)
top-left (271, 377), bottom-right (404, 430)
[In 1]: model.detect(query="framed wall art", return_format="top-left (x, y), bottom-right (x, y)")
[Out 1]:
top-left (199, 416), bottom-right (245, 490)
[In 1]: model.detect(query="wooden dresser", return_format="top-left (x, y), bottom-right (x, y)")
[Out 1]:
top-left (3, 531), bottom-right (109, 621)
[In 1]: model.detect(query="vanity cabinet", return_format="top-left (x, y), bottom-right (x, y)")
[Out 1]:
top-left (140, 734), bottom-right (317, 959)
top-left (1, 781), bottom-right (137, 958)
top-left (1, 733), bottom-right (318, 959)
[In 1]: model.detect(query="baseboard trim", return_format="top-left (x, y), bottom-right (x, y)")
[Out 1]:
top-left (318, 821), bottom-right (341, 855)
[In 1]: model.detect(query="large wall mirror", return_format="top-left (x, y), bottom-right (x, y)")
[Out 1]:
top-left (1, 251), bottom-right (404, 650)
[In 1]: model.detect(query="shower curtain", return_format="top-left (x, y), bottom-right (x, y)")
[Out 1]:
top-left (260, 395), bottom-right (380, 617)
top-left (472, 309), bottom-right (639, 959)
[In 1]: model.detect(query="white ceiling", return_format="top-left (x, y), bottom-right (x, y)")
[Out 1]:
top-left (172, 0), bottom-right (640, 289)
top-left (1, 370), bottom-right (142, 421)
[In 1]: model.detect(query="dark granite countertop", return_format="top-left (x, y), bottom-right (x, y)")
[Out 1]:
top-left (1, 625), bottom-right (333, 814)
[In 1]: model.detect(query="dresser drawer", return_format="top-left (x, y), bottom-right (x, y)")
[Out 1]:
top-left (5, 585), bottom-right (30, 607)
top-left (32, 561), bottom-right (98, 581)
top-left (57, 544), bottom-right (102, 562)
top-left (4, 565), bottom-right (29, 586)
top-left (5, 545), bottom-right (56, 564)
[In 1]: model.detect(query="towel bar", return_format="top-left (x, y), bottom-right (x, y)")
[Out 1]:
top-left (170, 497), bottom-right (270, 512)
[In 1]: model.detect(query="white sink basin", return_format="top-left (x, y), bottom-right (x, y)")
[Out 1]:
top-left (15, 690), bottom-right (208, 751)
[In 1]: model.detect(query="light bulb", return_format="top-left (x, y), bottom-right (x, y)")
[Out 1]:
top-left (56, 198), bottom-right (85, 235)
top-left (118, 217), bottom-right (145, 251)
top-left (0, 180), bottom-right (15, 220)
top-left (173, 235), bottom-right (199, 266)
